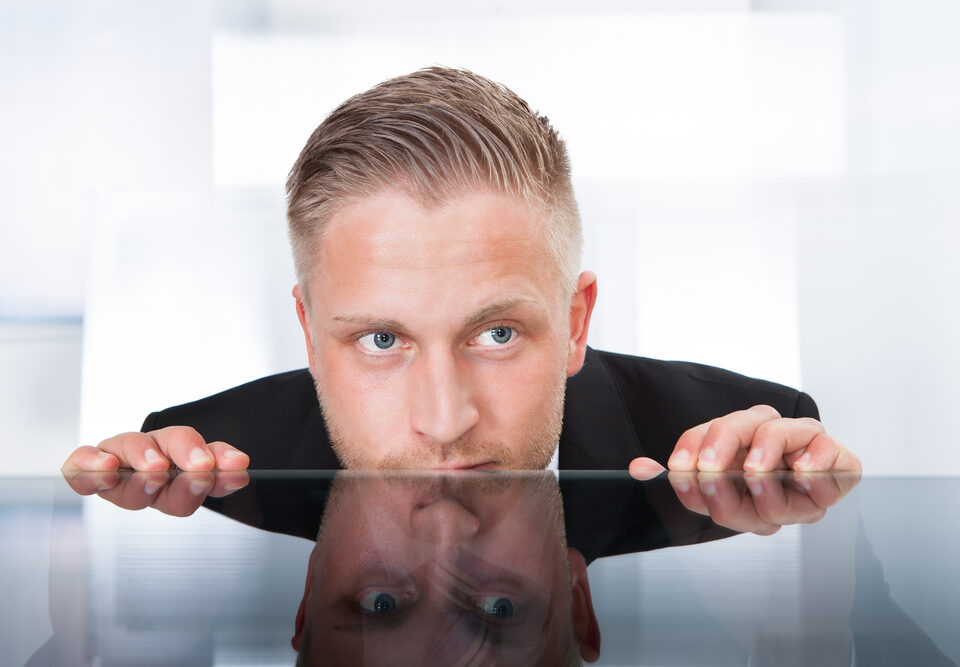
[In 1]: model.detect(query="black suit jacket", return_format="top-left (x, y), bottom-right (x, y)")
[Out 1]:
top-left (142, 347), bottom-right (818, 470)
top-left (143, 348), bottom-right (818, 563)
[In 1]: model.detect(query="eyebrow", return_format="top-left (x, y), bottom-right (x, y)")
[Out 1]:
top-left (331, 297), bottom-right (542, 334)
top-left (462, 297), bottom-right (541, 328)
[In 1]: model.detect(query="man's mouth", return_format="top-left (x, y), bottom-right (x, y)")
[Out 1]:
top-left (430, 461), bottom-right (498, 471)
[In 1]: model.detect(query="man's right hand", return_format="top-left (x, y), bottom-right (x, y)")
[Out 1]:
top-left (61, 426), bottom-right (250, 472)
top-left (62, 469), bottom-right (250, 517)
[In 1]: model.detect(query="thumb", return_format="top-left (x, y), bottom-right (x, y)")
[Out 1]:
top-left (628, 456), bottom-right (666, 481)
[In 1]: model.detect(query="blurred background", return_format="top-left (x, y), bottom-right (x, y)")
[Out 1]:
top-left (2, 0), bottom-right (959, 475)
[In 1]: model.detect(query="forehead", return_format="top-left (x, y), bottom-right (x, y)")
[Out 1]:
top-left (326, 188), bottom-right (546, 267)
top-left (310, 188), bottom-right (563, 313)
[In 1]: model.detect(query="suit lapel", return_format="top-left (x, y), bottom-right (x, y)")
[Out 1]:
top-left (559, 348), bottom-right (643, 470)
top-left (289, 406), bottom-right (343, 470)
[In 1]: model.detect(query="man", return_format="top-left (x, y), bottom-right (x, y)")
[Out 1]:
top-left (62, 67), bottom-right (860, 475)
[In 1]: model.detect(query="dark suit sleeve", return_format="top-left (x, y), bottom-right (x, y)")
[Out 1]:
top-left (141, 411), bottom-right (160, 432)
top-left (794, 391), bottom-right (820, 420)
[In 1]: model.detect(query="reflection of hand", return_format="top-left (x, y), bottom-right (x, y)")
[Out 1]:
top-left (658, 470), bottom-right (859, 535)
top-left (62, 469), bottom-right (249, 517)
top-left (629, 405), bottom-right (861, 474)
top-left (61, 426), bottom-right (250, 472)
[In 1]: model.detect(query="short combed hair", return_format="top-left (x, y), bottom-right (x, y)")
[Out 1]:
top-left (285, 66), bottom-right (582, 294)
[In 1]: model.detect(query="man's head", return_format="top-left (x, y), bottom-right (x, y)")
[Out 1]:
top-left (286, 67), bottom-right (597, 469)
top-left (292, 472), bottom-right (601, 664)
top-left (286, 66), bottom-right (581, 296)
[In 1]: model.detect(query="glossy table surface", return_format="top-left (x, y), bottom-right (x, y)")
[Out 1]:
top-left (4, 471), bottom-right (959, 666)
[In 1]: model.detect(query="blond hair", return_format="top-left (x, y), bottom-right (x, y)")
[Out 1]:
top-left (285, 66), bottom-right (581, 293)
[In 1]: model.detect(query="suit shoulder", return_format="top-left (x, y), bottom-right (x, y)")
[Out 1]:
top-left (589, 349), bottom-right (818, 426)
top-left (143, 369), bottom-right (317, 439)
top-left (595, 351), bottom-right (800, 400)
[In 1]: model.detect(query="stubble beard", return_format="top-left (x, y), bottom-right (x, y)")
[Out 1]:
top-left (310, 356), bottom-right (567, 471)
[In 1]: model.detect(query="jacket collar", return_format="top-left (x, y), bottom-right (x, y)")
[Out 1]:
top-left (559, 348), bottom-right (643, 470)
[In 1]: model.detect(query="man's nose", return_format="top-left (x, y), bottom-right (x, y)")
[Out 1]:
top-left (408, 351), bottom-right (480, 448)
top-left (410, 497), bottom-right (481, 549)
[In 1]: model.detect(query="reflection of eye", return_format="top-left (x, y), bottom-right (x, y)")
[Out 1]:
top-left (358, 591), bottom-right (399, 615)
top-left (475, 327), bottom-right (514, 346)
top-left (358, 332), bottom-right (398, 351)
top-left (477, 596), bottom-right (515, 619)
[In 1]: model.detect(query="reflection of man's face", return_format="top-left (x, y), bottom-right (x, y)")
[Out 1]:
top-left (294, 473), bottom-right (591, 665)
top-left (297, 188), bottom-right (585, 470)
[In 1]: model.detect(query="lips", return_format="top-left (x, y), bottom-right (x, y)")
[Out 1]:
top-left (430, 461), bottom-right (497, 471)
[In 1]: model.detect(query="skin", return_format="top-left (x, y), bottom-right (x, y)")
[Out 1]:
top-left (62, 186), bottom-right (861, 483)
top-left (293, 188), bottom-right (592, 470)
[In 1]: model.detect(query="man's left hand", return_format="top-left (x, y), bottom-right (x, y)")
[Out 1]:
top-left (628, 405), bottom-right (861, 476)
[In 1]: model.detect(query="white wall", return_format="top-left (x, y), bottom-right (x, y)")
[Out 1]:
top-left (1, 0), bottom-right (958, 474)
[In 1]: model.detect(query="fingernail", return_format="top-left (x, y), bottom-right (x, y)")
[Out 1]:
top-left (97, 451), bottom-right (112, 460)
top-left (797, 475), bottom-right (812, 492)
top-left (744, 449), bottom-right (763, 468)
top-left (747, 479), bottom-right (763, 496)
top-left (671, 449), bottom-right (690, 466)
top-left (673, 477), bottom-right (691, 493)
top-left (143, 479), bottom-right (163, 495)
top-left (223, 449), bottom-right (243, 459)
top-left (189, 478), bottom-right (209, 496)
top-left (144, 448), bottom-right (161, 464)
top-left (189, 448), bottom-right (213, 466)
top-left (224, 482), bottom-right (244, 492)
top-left (795, 453), bottom-right (811, 470)
top-left (701, 479), bottom-right (717, 496)
top-left (699, 448), bottom-right (716, 464)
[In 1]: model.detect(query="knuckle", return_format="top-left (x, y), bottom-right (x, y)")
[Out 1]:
top-left (706, 421), bottom-right (738, 447)
top-left (753, 420), bottom-right (780, 443)
top-left (752, 404), bottom-right (781, 420)
top-left (677, 425), bottom-right (704, 447)
top-left (798, 417), bottom-right (825, 432)
top-left (165, 425), bottom-right (206, 449)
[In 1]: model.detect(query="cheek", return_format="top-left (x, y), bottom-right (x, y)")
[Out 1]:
top-left (474, 346), bottom-right (567, 415)
top-left (314, 341), bottom-right (409, 433)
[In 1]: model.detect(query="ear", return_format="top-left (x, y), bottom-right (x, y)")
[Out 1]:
top-left (566, 271), bottom-right (598, 377)
top-left (568, 547), bottom-right (601, 662)
top-left (293, 284), bottom-right (316, 376)
top-left (292, 546), bottom-right (319, 651)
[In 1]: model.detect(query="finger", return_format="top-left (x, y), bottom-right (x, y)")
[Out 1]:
top-left (207, 441), bottom-right (250, 471)
top-left (744, 417), bottom-right (825, 472)
top-left (697, 405), bottom-right (781, 472)
top-left (62, 470), bottom-right (120, 495)
top-left (790, 433), bottom-right (862, 472)
top-left (698, 472), bottom-right (779, 534)
top-left (745, 473), bottom-right (825, 525)
top-left (628, 456), bottom-right (666, 480)
top-left (792, 471), bottom-right (857, 508)
top-left (151, 472), bottom-right (214, 517)
top-left (97, 471), bottom-right (173, 511)
top-left (668, 471), bottom-right (710, 515)
top-left (62, 446), bottom-right (120, 472)
top-left (97, 432), bottom-right (172, 471)
top-left (208, 471), bottom-right (250, 497)
top-left (668, 423), bottom-right (710, 470)
top-left (149, 426), bottom-right (216, 471)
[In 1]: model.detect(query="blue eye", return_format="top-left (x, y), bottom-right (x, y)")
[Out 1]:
top-left (358, 332), bottom-right (398, 351)
top-left (477, 596), bottom-right (515, 618)
top-left (475, 327), bottom-right (514, 346)
top-left (358, 591), bottom-right (398, 615)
